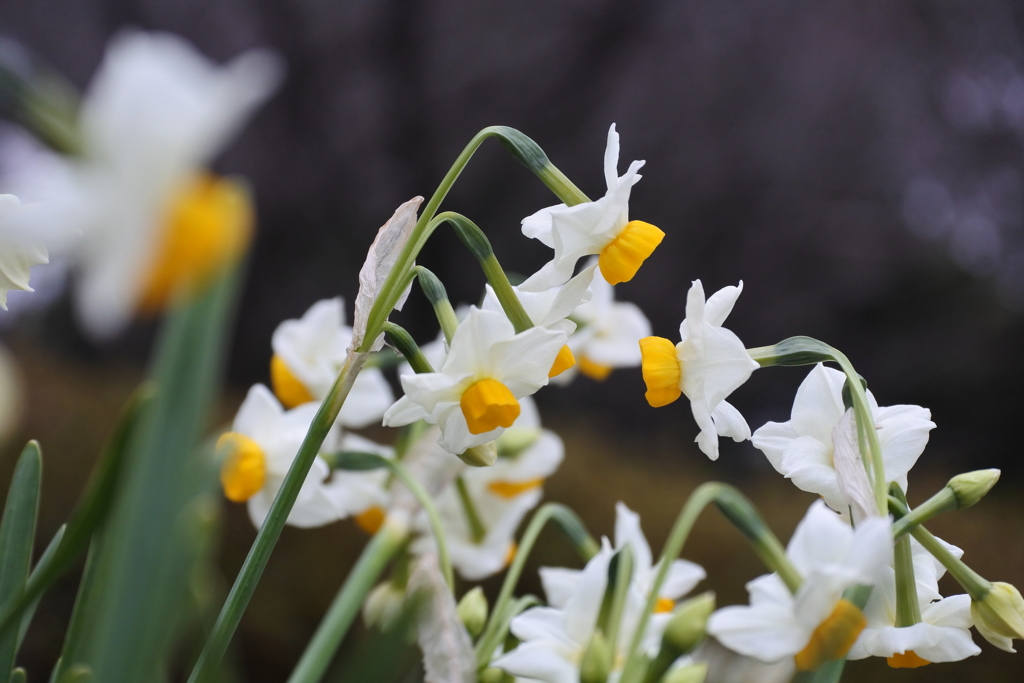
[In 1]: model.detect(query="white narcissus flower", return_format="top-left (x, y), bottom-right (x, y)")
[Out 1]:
top-left (639, 280), bottom-right (758, 460)
top-left (848, 537), bottom-right (980, 668)
top-left (270, 297), bottom-right (394, 427)
top-left (707, 501), bottom-right (893, 671)
top-left (218, 384), bottom-right (391, 529)
top-left (383, 307), bottom-right (566, 455)
top-left (482, 264), bottom-right (595, 378)
top-left (494, 504), bottom-right (704, 683)
top-left (411, 397), bottom-right (565, 580)
top-left (11, 31), bottom-right (282, 337)
top-left (752, 363), bottom-right (935, 515)
top-left (556, 261), bottom-right (651, 383)
top-left (519, 124), bottom-right (663, 291)
top-left (0, 195), bottom-right (48, 311)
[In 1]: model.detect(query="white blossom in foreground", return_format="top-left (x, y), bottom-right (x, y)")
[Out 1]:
top-left (0, 195), bottom-right (48, 311)
top-left (519, 124), bottom-right (663, 290)
top-left (494, 505), bottom-right (704, 683)
top-left (707, 501), bottom-right (892, 671)
top-left (11, 31), bottom-right (281, 337)
top-left (752, 363), bottom-right (935, 515)
top-left (556, 262), bottom-right (651, 383)
top-left (218, 384), bottom-right (391, 529)
top-left (411, 397), bottom-right (564, 580)
top-left (639, 280), bottom-right (758, 460)
top-left (383, 307), bottom-right (565, 455)
top-left (848, 537), bottom-right (979, 668)
top-left (270, 297), bottom-right (394, 426)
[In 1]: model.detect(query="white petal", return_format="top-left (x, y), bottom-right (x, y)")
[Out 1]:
top-left (540, 567), bottom-right (582, 610)
top-left (703, 281), bottom-right (743, 327)
top-left (706, 603), bottom-right (808, 662)
top-left (711, 400), bottom-right (751, 443)
top-left (615, 502), bottom-right (654, 579)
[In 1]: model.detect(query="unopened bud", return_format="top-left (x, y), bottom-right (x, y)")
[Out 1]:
top-left (460, 441), bottom-right (498, 467)
top-left (457, 586), bottom-right (489, 639)
top-left (661, 662), bottom-right (708, 683)
top-left (579, 629), bottom-right (612, 683)
top-left (497, 427), bottom-right (541, 458)
top-left (971, 582), bottom-right (1024, 652)
top-left (363, 581), bottom-right (405, 630)
top-left (948, 469), bottom-right (1000, 509)
top-left (479, 667), bottom-right (513, 683)
top-left (663, 592), bottom-right (716, 655)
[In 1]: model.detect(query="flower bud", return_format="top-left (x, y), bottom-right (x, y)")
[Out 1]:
top-left (479, 667), bottom-right (513, 683)
top-left (456, 586), bottom-right (489, 639)
top-left (362, 581), bottom-right (405, 630)
top-left (496, 426), bottom-right (541, 458)
top-left (459, 441), bottom-right (498, 467)
top-left (661, 662), bottom-right (709, 683)
top-left (948, 469), bottom-right (1000, 509)
top-left (663, 592), bottom-right (716, 655)
top-left (971, 582), bottom-right (1024, 652)
top-left (579, 629), bottom-right (612, 683)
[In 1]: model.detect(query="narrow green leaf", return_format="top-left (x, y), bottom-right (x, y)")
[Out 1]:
top-left (323, 451), bottom-right (391, 471)
top-left (16, 524), bottom-right (65, 651)
top-left (8, 668), bottom-right (23, 683)
top-left (0, 441), bottom-right (42, 683)
top-left (75, 265), bottom-right (242, 683)
top-left (0, 388), bottom-right (152, 636)
top-left (51, 536), bottom-right (103, 683)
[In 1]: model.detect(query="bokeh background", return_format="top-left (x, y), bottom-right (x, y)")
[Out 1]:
top-left (1, 0), bottom-right (1023, 681)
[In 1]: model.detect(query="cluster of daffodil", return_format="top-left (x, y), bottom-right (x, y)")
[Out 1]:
top-left (0, 28), bottom-right (1021, 683)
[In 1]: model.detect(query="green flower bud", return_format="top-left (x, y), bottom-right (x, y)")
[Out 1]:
top-left (971, 582), bottom-right (1024, 652)
top-left (496, 426), bottom-right (541, 458)
top-left (948, 469), bottom-right (1000, 509)
top-left (663, 592), bottom-right (716, 655)
top-left (579, 629), bottom-right (612, 683)
top-left (460, 441), bottom-right (498, 467)
top-left (479, 666), bottom-right (513, 683)
top-left (457, 586), bottom-right (489, 639)
top-left (661, 662), bottom-right (709, 683)
top-left (362, 581), bottom-right (405, 630)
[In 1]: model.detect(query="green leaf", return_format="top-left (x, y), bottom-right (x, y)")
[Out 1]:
top-left (0, 387), bottom-right (152, 637)
top-left (17, 524), bottom-right (65, 651)
top-left (323, 451), bottom-right (390, 472)
top-left (0, 441), bottom-right (42, 683)
top-left (73, 265), bottom-right (242, 683)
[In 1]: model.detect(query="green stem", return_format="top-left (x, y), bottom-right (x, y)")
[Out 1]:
top-left (413, 266), bottom-right (459, 343)
top-left (892, 488), bottom-right (956, 539)
top-left (910, 525), bottom-right (991, 600)
top-left (475, 503), bottom-right (598, 669)
top-left (619, 483), bottom-right (801, 683)
top-left (894, 534), bottom-right (922, 627)
top-left (383, 322), bottom-right (434, 374)
top-left (361, 127), bottom-right (586, 350)
top-left (455, 476), bottom-right (487, 544)
top-left (285, 518), bottom-right (407, 683)
top-left (188, 351), bottom-right (369, 683)
top-left (603, 546), bottom-right (634, 659)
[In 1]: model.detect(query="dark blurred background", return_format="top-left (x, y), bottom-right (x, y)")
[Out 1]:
top-left (1, 0), bottom-right (1023, 681)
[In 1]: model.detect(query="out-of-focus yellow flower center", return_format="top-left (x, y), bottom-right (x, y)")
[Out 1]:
top-left (488, 478), bottom-right (544, 499)
top-left (504, 542), bottom-right (518, 568)
top-left (549, 345), bottom-right (576, 378)
top-left (218, 432), bottom-right (266, 503)
top-left (639, 336), bottom-right (682, 407)
top-left (138, 173), bottom-right (253, 313)
top-left (794, 599), bottom-right (866, 671)
top-left (598, 220), bottom-right (664, 286)
top-left (654, 597), bottom-right (675, 614)
top-left (270, 354), bottom-right (315, 409)
top-left (355, 506), bottom-right (386, 535)
top-left (578, 355), bottom-right (613, 381)
top-left (460, 379), bottom-right (520, 435)
top-left (887, 651), bottom-right (930, 668)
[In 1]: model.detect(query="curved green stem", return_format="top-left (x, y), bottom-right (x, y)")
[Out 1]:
top-left (285, 518), bottom-right (408, 683)
top-left (475, 503), bottom-right (598, 668)
top-left (619, 483), bottom-right (801, 683)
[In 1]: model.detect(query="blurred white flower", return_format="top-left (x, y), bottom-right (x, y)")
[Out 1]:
top-left (219, 384), bottom-right (391, 529)
top-left (707, 501), bottom-right (892, 671)
top-left (413, 396), bottom-right (565, 580)
top-left (270, 297), bottom-right (394, 427)
top-left (383, 307), bottom-right (565, 455)
top-left (751, 363), bottom-right (935, 515)
top-left (519, 124), bottom-right (662, 290)
top-left (556, 262), bottom-right (651, 383)
top-left (0, 194), bottom-right (48, 311)
top-left (10, 31), bottom-right (282, 337)
top-left (848, 537), bottom-right (979, 667)
top-left (639, 280), bottom-right (758, 460)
